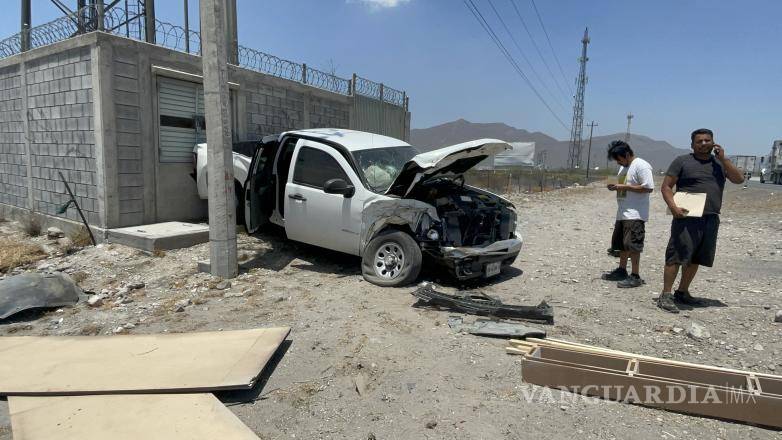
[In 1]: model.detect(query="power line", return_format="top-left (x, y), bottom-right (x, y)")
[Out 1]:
top-left (529, 0), bottom-right (573, 95)
top-left (485, 0), bottom-right (568, 115)
top-left (509, 0), bottom-right (571, 105)
top-left (463, 0), bottom-right (569, 131)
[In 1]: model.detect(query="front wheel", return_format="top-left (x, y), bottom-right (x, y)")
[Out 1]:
top-left (362, 230), bottom-right (422, 287)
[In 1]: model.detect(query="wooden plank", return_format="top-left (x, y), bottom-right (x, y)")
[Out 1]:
top-left (527, 338), bottom-right (782, 379)
top-left (522, 356), bottom-right (782, 429)
top-left (9, 394), bottom-right (260, 440)
top-left (0, 328), bottom-right (289, 395)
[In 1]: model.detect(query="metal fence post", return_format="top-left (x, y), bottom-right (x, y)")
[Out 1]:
top-left (184, 0), bottom-right (190, 53)
top-left (302, 63), bottom-right (307, 85)
top-left (97, 1), bottom-right (105, 31)
top-left (20, 0), bottom-right (31, 52)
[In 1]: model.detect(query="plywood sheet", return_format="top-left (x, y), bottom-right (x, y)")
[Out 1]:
top-left (9, 394), bottom-right (260, 440)
top-left (0, 327), bottom-right (289, 395)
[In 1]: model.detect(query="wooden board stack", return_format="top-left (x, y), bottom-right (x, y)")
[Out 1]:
top-left (507, 337), bottom-right (782, 430)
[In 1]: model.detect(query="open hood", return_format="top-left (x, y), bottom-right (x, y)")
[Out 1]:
top-left (385, 139), bottom-right (512, 197)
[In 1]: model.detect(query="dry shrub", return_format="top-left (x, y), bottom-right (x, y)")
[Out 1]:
top-left (20, 214), bottom-right (41, 236)
top-left (153, 249), bottom-right (166, 258)
top-left (0, 238), bottom-right (46, 273)
top-left (68, 226), bottom-right (93, 247)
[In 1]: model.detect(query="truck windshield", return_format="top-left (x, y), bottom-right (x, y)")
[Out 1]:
top-left (352, 146), bottom-right (419, 193)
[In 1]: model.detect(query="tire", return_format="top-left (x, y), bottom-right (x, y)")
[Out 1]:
top-left (361, 230), bottom-right (422, 287)
top-left (235, 181), bottom-right (245, 226)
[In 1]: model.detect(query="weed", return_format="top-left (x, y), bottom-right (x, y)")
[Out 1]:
top-left (0, 239), bottom-right (46, 273)
top-left (20, 214), bottom-right (41, 236)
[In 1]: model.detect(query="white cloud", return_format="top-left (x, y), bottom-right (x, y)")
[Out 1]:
top-left (347, 0), bottom-right (411, 10)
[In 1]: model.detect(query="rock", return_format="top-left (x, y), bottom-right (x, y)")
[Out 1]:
top-left (672, 327), bottom-right (684, 334)
top-left (754, 343), bottom-right (764, 351)
top-left (775, 310), bottom-right (782, 323)
top-left (173, 298), bottom-right (191, 312)
top-left (425, 421), bottom-right (437, 429)
top-left (56, 237), bottom-right (73, 249)
top-left (46, 227), bottom-right (64, 239)
top-left (355, 373), bottom-right (368, 396)
top-left (127, 282), bottom-right (145, 290)
top-left (686, 323), bottom-right (710, 340)
top-left (223, 291), bottom-right (245, 298)
top-left (215, 281), bottom-right (231, 290)
top-left (87, 294), bottom-right (105, 307)
top-left (113, 326), bottom-right (125, 334)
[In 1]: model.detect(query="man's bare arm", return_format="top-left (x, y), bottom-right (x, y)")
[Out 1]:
top-left (714, 145), bottom-right (744, 184)
top-left (616, 183), bottom-right (653, 193)
top-left (662, 175), bottom-right (687, 218)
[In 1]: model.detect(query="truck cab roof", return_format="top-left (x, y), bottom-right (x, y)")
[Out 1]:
top-left (281, 128), bottom-right (412, 152)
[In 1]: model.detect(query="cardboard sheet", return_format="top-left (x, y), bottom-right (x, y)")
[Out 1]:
top-left (0, 327), bottom-right (289, 395)
top-left (9, 394), bottom-right (260, 440)
top-left (668, 192), bottom-right (707, 217)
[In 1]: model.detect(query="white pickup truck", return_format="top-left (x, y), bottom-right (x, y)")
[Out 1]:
top-left (192, 140), bottom-right (261, 223)
top-left (239, 128), bottom-right (523, 287)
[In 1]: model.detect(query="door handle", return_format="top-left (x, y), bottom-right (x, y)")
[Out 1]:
top-left (288, 193), bottom-right (307, 201)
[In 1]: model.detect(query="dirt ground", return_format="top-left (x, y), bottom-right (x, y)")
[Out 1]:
top-left (0, 180), bottom-right (780, 439)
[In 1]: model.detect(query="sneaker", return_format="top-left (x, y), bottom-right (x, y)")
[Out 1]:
top-left (674, 290), bottom-right (703, 305)
top-left (657, 292), bottom-right (680, 313)
top-left (601, 267), bottom-right (628, 281)
top-left (617, 274), bottom-right (643, 288)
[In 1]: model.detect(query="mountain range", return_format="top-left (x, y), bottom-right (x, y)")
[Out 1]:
top-left (410, 119), bottom-right (690, 171)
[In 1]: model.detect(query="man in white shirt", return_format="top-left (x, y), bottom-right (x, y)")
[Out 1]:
top-left (601, 140), bottom-right (655, 288)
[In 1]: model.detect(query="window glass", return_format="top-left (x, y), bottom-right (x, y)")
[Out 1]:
top-left (293, 147), bottom-right (350, 188)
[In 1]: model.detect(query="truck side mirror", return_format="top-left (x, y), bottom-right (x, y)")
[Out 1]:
top-left (323, 178), bottom-right (355, 198)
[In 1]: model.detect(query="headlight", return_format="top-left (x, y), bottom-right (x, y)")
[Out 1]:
top-left (426, 229), bottom-right (440, 240)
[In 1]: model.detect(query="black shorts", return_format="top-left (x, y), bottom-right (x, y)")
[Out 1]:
top-left (665, 215), bottom-right (720, 267)
top-left (611, 220), bottom-right (645, 253)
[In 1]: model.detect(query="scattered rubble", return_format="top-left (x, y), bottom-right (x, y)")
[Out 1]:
top-left (687, 323), bottom-right (711, 340)
top-left (46, 227), bottom-right (64, 239)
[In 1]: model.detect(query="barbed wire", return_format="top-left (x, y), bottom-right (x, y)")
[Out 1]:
top-left (303, 65), bottom-right (351, 95)
top-left (0, 5), bottom-right (404, 106)
top-left (354, 75), bottom-right (405, 106)
top-left (238, 46), bottom-right (303, 83)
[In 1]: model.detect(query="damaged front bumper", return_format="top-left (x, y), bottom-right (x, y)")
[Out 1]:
top-left (423, 238), bottom-right (522, 280)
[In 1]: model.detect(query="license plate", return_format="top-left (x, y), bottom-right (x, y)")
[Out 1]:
top-left (484, 261), bottom-right (501, 277)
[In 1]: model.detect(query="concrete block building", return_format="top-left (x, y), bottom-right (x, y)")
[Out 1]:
top-left (0, 10), bottom-right (410, 235)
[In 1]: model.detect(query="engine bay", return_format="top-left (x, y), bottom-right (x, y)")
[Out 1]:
top-left (408, 176), bottom-right (515, 247)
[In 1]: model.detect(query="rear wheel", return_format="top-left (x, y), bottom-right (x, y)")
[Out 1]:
top-left (362, 230), bottom-right (422, 287)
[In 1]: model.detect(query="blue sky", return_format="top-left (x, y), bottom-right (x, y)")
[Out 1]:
top-left (7, 0), bottom-right (781, 154)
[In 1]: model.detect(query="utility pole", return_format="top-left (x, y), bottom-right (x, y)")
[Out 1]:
top-left (201, 0), bottom-right (237, 278)
top-left (567, 28), bottom-right (590, 170)
top-left (585, 121), bottom-right (598, 180)
top-left (625, 112), bottom-right (633, 143)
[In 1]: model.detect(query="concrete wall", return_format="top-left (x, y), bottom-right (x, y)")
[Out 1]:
top-left (0, 38), bottom-right (99, 229)
top-left (352, 94), bottom-right (410, 142)
top-left (0, 32), bottom-right (410, 230)
top-left (0, 64), bottom-right (26, 209)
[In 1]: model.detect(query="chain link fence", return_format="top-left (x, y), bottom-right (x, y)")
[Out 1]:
top-left (0, 4), bottom-right (405, 106)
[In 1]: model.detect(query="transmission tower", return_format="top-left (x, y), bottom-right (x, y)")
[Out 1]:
top-left (625, 112), bottom-right (634, 142)
top-left (567, 28), bottom-right (590, 169)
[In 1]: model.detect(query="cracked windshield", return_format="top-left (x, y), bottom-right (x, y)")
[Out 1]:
top-left (352, 146), bottom-right (419, 192)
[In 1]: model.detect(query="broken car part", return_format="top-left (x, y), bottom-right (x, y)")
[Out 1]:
top-left (0, 272), bottom-right (81, 320)
top-left (510, 338), bottom-right (782, 429)
top-left (411, 283), bottom-right (553, 324)
top-left (447, 315), bottom-right (546, 338)
top-left (0, 327), bottom-right (289, 394)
